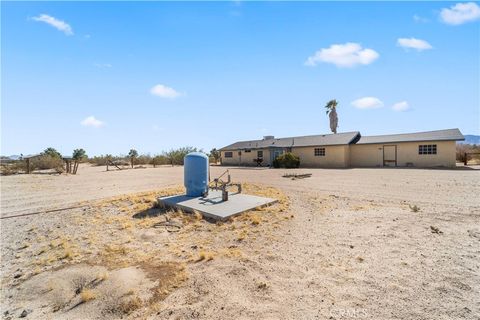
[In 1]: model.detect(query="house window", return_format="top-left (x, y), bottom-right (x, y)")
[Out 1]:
top-left (257, 150), bottom-right (263, 158)
top-left (224, 151), bottom-right (233, 158)
top-left (314, 148), bottom-right (325, 156)
top-left (245, 149), bottom-right (251, 153)
top-left (418, 144), bottom-right (437, 155)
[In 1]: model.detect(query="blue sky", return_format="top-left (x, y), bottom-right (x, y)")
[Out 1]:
top-left (2, 1), bottom-right (479, 156)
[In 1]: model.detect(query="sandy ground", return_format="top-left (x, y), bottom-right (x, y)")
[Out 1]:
top-left (1, 164), bottom-right (479, 319)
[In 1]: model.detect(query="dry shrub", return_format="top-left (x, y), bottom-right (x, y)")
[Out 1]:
top-left (97, 271), bottom-right (109, 281)
top-left (80, 289), bottom-right (96, 302)
top-left (118, 295), bottom-right (143, 314)
top-left (30, 155), bottom-right (64, 171)
top-left (248, 213), bottom-right (262, 225)
top-left (0, 162), bottom-right (27, 175)
top-left (456, 143), bottom-right (480, 163)
top-left (197, 250), bottom-right (215, 262)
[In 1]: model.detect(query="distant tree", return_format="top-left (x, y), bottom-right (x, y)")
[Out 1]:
top-left (128, 149), bottom-right (138, 168)
top-left (325, 99), bottom-right (339, 134)
top-left (165, 147), bottom-right (199, 166)
top-left (72, 148), bottom-right (87, 174)
top-left (42, 147), bottom-right (62, 158)
top-left (210, 148), bottom-right (220, 163)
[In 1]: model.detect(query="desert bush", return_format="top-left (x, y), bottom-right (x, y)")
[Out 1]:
top-left (136, 154), bottom-right (152, 165)
top-left (89, 155), bottom-right (127, 166)
top-left (0, 162), bottom-right (27, 175)
top-left (209, 148), bottom-right (220, 163)
top-left (456, 143), bottom-right (480, 163)
top-left (42, 147), bottom-right (62, 159)
top-left (30, 155), bottom-right (64, 171)
top-left (151, 155), bottom-right (169, 166)
top-left (164, 147), bottom-right (201, 166)
top-left (273, 152), bottom-right (300, 168)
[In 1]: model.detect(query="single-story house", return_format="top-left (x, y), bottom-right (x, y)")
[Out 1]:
top-left (218, 128), bottom-right (464, 168)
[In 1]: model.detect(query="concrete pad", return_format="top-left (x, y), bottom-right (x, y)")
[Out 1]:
top-left (158, 190), bottom-right (277, 221)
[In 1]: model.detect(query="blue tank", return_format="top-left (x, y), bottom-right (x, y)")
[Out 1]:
top-left (184, 152), bottom-right (209, 197)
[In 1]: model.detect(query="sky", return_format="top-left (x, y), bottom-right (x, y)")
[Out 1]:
top-left (1, 1), bottom-right (479, 157)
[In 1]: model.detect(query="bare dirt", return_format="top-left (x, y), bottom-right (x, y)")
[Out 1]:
top-left (1, 164), bottom-right (479, 319)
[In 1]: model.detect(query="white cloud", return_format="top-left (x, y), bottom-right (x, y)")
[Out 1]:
top-left (150, 84), bottom-right (181, 99)
top-left (440, 2), bottom-right (480, 25)
top-left (93, 63), bottom-right (112, 68)
top-left (351, 97), bottom-right (384, 109)
top-left (81, 116), bottom-right (104, 128)
top-left (413, 15), bottom-right (429, 23)
top-left (305, 43), bottom-right (379, 68)
top-left (392, 101), bottom-right (410, 112)
top-left (32, 14), bottom-right (73, 35)
top-left (397, 38), bottom-right (433, 51)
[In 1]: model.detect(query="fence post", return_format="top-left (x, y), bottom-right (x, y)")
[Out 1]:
top-left (464, 152), bottom-right (467, 166)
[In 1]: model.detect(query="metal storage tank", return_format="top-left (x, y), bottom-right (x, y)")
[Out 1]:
top-left (184, 152), bottom-right (209, 197)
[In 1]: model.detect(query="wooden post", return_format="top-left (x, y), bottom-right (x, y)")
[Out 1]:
top-left (464, 152), bottom-right (467, 166)
top-left (26, 158), bottom-right (30, 174)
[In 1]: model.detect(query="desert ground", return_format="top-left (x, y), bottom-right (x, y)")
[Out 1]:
top-left (1, 164), bottom-right (479, 319)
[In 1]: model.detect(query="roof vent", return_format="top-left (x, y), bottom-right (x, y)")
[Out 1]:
top-left (263, 135), bottom-right (274, 140)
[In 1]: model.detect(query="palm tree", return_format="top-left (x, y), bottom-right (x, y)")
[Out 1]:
top-left (325, 99), bottom-right (339, 134)
top-left (128, 149), bottom-right (138, 168)
top-left (72, 149), bottom-right (87, 174)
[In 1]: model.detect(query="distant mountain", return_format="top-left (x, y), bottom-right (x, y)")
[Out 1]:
top-left (2, 154), bottom-right (22, 160)
top-left (460, 135), bottom-right (480, 145)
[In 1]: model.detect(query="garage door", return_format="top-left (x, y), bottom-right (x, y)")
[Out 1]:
top-left (383, 145), bottom-right (397, 167)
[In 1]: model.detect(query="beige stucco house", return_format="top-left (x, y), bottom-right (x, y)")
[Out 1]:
top-left (219, 129), bottom-right (464, 168)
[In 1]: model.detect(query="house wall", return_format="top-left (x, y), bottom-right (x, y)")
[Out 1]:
top-left (350, 140), bottom-right (456, 167)
top-left (292, 145), bottom-right (349, 168)
top-left (221, 140), bottom-right (456, 168)
top-left (220, 149), bottom-right (271, 166)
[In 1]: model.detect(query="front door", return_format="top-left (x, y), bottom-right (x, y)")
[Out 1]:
top-left (383, 145), bottom-right (397, 167)
top-left (269, 148), bottom-right (283, 165)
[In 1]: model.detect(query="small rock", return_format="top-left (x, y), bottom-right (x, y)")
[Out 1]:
top-left (19, 309), bottom-right (32, 318)
top-left (430, 226), bottom-right (443, 234)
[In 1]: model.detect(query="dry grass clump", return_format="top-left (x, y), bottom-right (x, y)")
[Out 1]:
top-left (97, 271), bottom-right (109, 281)
top-left (196, 250), bottom-right (215, 262)
top-left (118, 295), bottom-right (143, 314)
top-left (80, 289), bottom-right (96, 302)
top-left (248, 213), bottom-right (262, 225)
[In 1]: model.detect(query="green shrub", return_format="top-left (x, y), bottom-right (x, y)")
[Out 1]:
top-left (151, 155), bottom-right (169, 166)
top-left (273, 152), bottom-right (300, 169)
top-left (165, 147), bottom-right (200, 166)
top-left (136, 155), bottom-right (152, 165)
